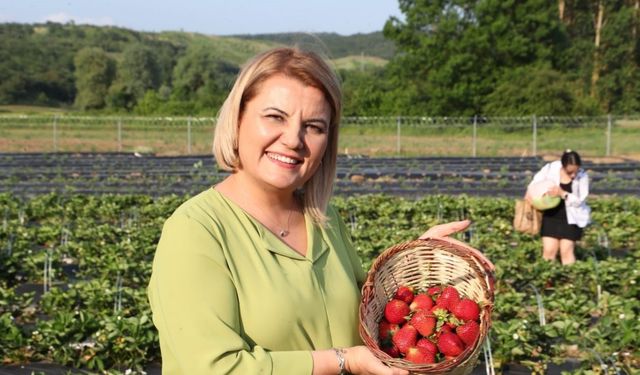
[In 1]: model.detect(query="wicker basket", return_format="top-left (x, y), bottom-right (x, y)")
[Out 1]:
top-left (359, 237), bottom-right (495, 375)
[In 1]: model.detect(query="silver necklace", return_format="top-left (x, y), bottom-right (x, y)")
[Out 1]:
top-left (278, 209), bottom-right (293, 237)
top-left (253, 205), bottom-right (294, 237)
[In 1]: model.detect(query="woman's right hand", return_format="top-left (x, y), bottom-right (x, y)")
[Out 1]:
top-left (344, 346), bottom-right (409, 375)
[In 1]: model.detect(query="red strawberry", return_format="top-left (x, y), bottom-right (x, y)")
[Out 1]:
top-left (436, 286), bottom-right (460, 311)
top-left (437, 332), bottom-right (465, 357)
top-left (381, 344), bottom-right (401, 358)
top-left (378, 320), bottom-right (400, 343)
top-left (416, 338), bottom-right (438, 354)
top-left (392, 324), bottom-right (418, 354)
top-left (384, 299), bottom-right (410, 324)
top-left (394, 285), bottom-right (415, 304)
top-left (410, 310), bottom-right (436, 337)
top-left (405, 346), bottom-right (436, 364)
top-left (437, 324), bottom-right (453, 338)
top-left (427, 285), bottom-right (442, 296)
top-left (409, 293), bottom-right (434, 312)
top-left (456, 320), bottom-right (480, 347)
top-left (452, 298), bottom-right (480, 322)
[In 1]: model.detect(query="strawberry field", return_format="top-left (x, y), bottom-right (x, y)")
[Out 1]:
top-left (0, 193), bottom-right (638, 374)
top-left (2, 153), bottom-right (640, 197)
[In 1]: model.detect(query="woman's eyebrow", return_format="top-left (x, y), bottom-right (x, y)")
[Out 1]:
top-left (263, 107), bottom-right (289, 116)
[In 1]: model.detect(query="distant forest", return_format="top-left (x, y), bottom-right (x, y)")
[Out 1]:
top-left (1, 1), bottom-right (639, 116)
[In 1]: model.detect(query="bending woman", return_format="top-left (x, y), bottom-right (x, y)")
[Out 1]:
top-left (527, 150), bottom-right (591, 265)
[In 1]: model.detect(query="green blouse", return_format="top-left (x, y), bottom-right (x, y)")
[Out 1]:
top-left (148, 188), bottom-right (367, 374)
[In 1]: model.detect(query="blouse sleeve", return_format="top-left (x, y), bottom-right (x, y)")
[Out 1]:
top-left (529, 162), bottom-right (551, 186)
top-left (566, 172), bottom-right (590, 207)
top-left (147, 214), bottom-right (313, 374)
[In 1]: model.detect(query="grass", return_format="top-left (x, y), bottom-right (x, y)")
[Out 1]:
top-left (0, 105), bottom-right (71, 114)
top-left (333, 55), bottom-right (388, 70)
top-left (0, 115), bottom-right (638, 159)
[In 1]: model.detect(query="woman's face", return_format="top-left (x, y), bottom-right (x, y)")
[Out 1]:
top-left (235, 74), bottom-right (330, 193)
top-left (563, 164), bottom-right (579, 179)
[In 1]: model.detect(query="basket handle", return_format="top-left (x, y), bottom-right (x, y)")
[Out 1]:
top-left (421, 236), bottom-right (496, 294)
top-left (424, 236), bottom-right (494, 271)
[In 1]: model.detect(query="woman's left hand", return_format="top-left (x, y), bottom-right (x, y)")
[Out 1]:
top-left (419, 219), bottom-right (471, 239)
top-left (546, 185), bottom-right (564, 197)
top-left (419, 219), bottom-right (495, 271)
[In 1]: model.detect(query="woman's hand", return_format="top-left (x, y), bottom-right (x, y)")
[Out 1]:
top-left (419, 219), bottom-right (471, 239)
top-left (344, 346), bottom-right (408, 375)
top-left (546, 185), bottom-right (564, 197)
top-left (419, 219), bottom-right (495, 272)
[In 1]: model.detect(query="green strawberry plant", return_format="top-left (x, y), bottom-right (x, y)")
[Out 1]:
top-left (0, 193), bottom-right (638, 373)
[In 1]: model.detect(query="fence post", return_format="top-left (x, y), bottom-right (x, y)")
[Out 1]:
top-left (396, 116), bottom-right (401, 155)
top-left (606, 114), bottom-right (612, 157)
top-left (52, 115), bottom-right (59, 152)
top-left (532, 115), bottom-right (537, 157)
top-left (472, 115), bottom-right (477, 157)
top-left (117, 118), bottom-right (122, 152)
top-left (187, 116), bottom-right (192, 155)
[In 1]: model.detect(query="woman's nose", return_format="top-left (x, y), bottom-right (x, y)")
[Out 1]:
top-left (280, 122), bottom-right (304, 150)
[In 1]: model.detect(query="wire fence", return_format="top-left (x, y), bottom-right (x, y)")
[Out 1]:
top-left (0, 114), bottom-right (638, 158)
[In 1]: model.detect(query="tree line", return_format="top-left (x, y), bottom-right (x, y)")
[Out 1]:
top-left (1, 1), bottom-right (638, 116)
top-left (365, 0), bottom-right (640, 116)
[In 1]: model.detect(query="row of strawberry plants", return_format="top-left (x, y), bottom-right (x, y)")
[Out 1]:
top-left (0, 193), bottom-right (638, 373)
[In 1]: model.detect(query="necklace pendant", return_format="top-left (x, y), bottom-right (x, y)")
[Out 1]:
top-left (279, 229), bottom-right (289, 237)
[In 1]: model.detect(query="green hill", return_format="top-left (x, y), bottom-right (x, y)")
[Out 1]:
top-left (231, 32), bottom-right (396, 60)
top-left (0, 22), bottom-right (393, 109)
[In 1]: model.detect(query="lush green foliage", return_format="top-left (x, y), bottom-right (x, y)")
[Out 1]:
top-left (0, 23), bottom-right (390, 115)
top-left (383, 0), bottom-right (639, 116)
top-left (0, 193), bottom-right (638, 373)
top-left (232, 31), bottom-right (396, 60)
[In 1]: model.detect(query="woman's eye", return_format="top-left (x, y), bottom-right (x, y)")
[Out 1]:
top-left (266, 114), bottom-right (284, 122)
top-left (306, 123), bottom-right (326, 134)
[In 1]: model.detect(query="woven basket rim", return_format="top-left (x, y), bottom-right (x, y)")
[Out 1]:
top-left (359, 237), bottom-right (495, 374)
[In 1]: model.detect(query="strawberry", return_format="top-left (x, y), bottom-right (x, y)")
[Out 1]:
top-left (416, 338), bottom-right (438, 354)
top-left (394, 285), bottom-right (415, 304)
top-left (437, 324), bottom-right (453, 337)
top-left (381, 344), bottom-right (401, 358)
top-left (436, 286), bottom-right (460, 311)
top-left (384, 299), bottom-right (410, 324)
top-left (456, 320), bottom-right (480, 347)
top-left (452, 298), bottom-right (480, 322)
top-left (410, 310), bottom-right (436, 337)
top-left (378, 320), bottom-right (400, 344)
top-left (392, 324), bottom-right (418, 354)
top-left (437, 332), bottom-right (465, 357)
top-left (405, 346), bottom-right (436, 364)
top-left (409, 293), bottom-right (434, 312)
top-left (427, 285), bottom-right (442, 296)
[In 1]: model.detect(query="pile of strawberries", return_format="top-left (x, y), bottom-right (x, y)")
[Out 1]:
top-left (378, 284), bottom-right (481, 364)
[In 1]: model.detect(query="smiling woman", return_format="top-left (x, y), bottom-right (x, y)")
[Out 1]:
top-left (147, 47), bottom-right (480, 375)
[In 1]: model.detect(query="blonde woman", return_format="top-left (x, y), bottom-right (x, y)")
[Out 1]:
top-left (148, 47), bottom-right (488, 374)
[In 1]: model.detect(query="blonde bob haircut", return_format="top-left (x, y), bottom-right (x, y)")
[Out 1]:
top-left (213, 47), bottom-right (342, 226)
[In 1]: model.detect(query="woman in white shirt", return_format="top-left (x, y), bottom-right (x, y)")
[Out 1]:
top-left (527, 150), bottom-right (591, 265)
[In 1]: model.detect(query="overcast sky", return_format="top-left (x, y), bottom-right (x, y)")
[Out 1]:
top-left (0, 0), bottom-right (403, 36)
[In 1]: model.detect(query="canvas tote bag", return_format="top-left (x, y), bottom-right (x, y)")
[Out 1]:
top-left (513, 199), bottom-right (542, 235)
